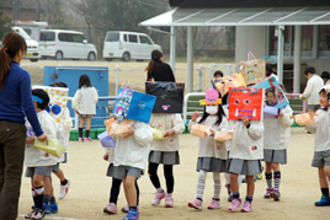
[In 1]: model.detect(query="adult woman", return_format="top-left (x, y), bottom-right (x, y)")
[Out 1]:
top-left (0, 32), bottom-right (47, 220)
top-left (146, 49), bottom-right (175, 82)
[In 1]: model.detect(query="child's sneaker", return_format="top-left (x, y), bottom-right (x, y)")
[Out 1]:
top-left (152, 189), bottom-right (166, 206)
top-left (122, 205), bottom-right (139, 213)
top-left (24, 209), bottom-right (34, 219)
top-left (271, 189), bottom-right (280, 201)
top-left (123, 208), bottom-right (139, 220)
top-left (78, 137), bottom-right (84, 142)
top-left (31, 208), bottom-right (45, 220)
top-left (228, 194), bottom-right (233, 202)
top-left (86, 137), bottom-right (93, 142)
top-left (187, 199), bottom-right (202, 210)
top-left (207, 199), bottom-right (220, 209)
top-left (104, 203), bottom-right (117, 214)
top-left (228, 198), bottom-right (241, 211)
top-left (165, 194), bottom-right (174, 208)
top-left (264, 188), bottom-right (273, 199)
top-left (241, 201), bottom-right (252, 212)
top-left (58, 179), bottom-right (70, 199)
top-left (314, 195), bottom-right (330, 206)
top-left (44, 203), bottom-right (58, 214)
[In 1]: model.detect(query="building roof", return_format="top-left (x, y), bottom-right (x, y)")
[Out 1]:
top-left (169, 0), bottom-right (330, 8)
top-left (140, 6), bottom-right (330, 27)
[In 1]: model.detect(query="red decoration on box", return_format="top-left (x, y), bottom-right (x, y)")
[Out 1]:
top-left (228, 87), bottom-right (264, 121)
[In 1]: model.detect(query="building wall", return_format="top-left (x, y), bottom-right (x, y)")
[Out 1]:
top-left (235, 26), bottom-right (268, 62)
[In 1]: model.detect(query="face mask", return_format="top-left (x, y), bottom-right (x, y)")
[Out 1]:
top-left (206, 106), bottom-right (218, 115)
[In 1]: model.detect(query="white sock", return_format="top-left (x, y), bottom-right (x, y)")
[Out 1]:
top-left (213, 172), bottom-right (221, 200)
top-left (196, 170), bottom-right (207, 200)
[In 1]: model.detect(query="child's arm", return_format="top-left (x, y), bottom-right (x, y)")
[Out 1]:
top-left (188, 112), bottom-right (200, 130)
top-left (278, 106), bottom-right (294, 129)
top-left (133, 122), bottom-right (153, 147)
top-left (165, 114), bottom-right (185, 137)
top-left (26, 136), bottom-right (35, 145)
top-left (243, 118), bottom-right (264, 140)
top-left (62, 107), bottom-right (73, 131)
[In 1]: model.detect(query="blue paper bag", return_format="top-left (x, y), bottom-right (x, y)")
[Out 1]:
top-left (97, 131), bottom-right (116, 147)
top-left (113, 88), bottom-right (156, 123)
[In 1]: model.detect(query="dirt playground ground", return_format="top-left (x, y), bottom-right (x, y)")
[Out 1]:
top-left (17, 128), bottom-right (329, 220)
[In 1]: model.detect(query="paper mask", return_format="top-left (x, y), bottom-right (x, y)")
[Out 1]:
top-left (200, 88), bottom-right (222, 105)
top-left (228, 87), bottom-right (264, 120)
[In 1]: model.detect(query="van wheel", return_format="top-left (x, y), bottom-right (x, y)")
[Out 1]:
top-left (55, 51), bottom-right (63, 60)
top-left (30, 59), bottom-right (38, 62)
top-left (122, 52), bottom-right (130, 62)
top-left (88, 52), bottom-right (96, 61)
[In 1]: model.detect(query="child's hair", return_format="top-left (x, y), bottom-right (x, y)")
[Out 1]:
top-left (145, 49), bottom-right (162, 74)
top-left (213, 70), bottom-right (223, 78)
top-left (49, 81), bottom-right (68, 88)
top-left (198, 104), bottom-right (226, 126)
top-left (304, 67), bottom-right (316, 75)
top-left (79, 74), bottom-right (92, 88)
top-left (32, 89), bottom-right (50, 110)
top-left (319, 87), bottom-right (330, 101)
top-left (321, 71), bottom-right (330, 81)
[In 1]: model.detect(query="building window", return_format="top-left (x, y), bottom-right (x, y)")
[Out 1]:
top-left (269, 26), bottom-right (294, 56)
top-left (301, 26), bottom-right (313, 57)
top-left (319, 25), bottom-right (330, 57)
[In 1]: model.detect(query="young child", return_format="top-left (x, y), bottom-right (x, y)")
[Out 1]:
top-left (111, 118), bottom-right (153, 220)
top-left (148, 113), bottom-right (185, 207)
top-left (103, 141), bottom-right (140, 214)
top-left (263, 89), bottom-right (293, 201)
top-left (187, 89), bottom-right (228, 210)
top-left (227, 113), bottom-right (264, 212)
top-left (309, 86), bottom-right (330, 206)
top-left (72, 74), bottom-right (98, 142)
top-left (24, 89), bottom-right (60, 220)
top-left (49, 82), bottom-right (71, 200)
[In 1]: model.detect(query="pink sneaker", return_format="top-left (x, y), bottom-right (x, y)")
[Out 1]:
top-left (229, 198), bottom-right (241, 211)
top-left (241, 201), bottom-right (252, 212)
top-left (207, 199), bottom-right (220, 209)
top-left (264, 188), bottom-right (273, 199)
top-left (78, 137), bottom-right (84, 142)
top-left (165, 194), bottom-right (174, 208)
top-left (103, 203), bottom-right (117, 214)
top-left (84, 137), bottom-right (93, 142)
top-left (188, 199), bottom-right (202, 210)
top-left (271, 189), bottom-right (280, 201)
top-left (152, 189), bottom-right (165, 206)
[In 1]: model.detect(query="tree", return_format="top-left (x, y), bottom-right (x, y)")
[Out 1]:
top-left (0, 11), bottom-right (12, 39)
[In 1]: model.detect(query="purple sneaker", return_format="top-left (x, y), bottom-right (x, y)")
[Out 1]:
top-left (241, 201), bottom-right (252, 212)
top-left (229, 198), bottom-right (241, 211)
top-left (152, 189), bottom-right (165, 206)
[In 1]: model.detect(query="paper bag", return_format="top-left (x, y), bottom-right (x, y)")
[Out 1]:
top-left (239, 59), bottom-right (266, 85)
top-left (110, 119), bottom-right (134, 137)
top-left (105, 118), bottom-right (115, 136)
top-left (34, 138), bottom-right (65, 158)
top-left (152, 128), bottom-right (167, 141)
top-left (214, 131), bottom-right (233, 142)
top-left (97, 131), bottom-right (116, 147)
top-left (190, 124), bottom-right (210, 138)
top-left (293, 113), bottom-right (316, 126)
top-left (264, 106), bottom-right (279, 119)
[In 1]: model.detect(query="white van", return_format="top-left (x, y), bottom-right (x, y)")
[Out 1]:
top-left (12, 26), bottom-right (40, 62)
top-left (102, 31), bottom-right (161, 61)
top-left (39, 29), bottom-right (97, 61)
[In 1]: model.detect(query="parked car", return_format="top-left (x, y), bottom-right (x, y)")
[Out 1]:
top-left (102, 31), bottom-right (162, 62)
top-left (39, 29), bottom-right (97, 61)
top-left (12, 26), bottom-right (40, 62)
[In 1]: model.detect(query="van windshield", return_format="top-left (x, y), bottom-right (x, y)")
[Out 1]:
top-left (106, 33), bottom-right (119, 42)
top-left (40, 32), bottom-right (55, 41)
top-left (12, 27), bottom-right (31, 40)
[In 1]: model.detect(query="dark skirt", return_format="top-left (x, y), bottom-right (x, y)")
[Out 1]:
top-left (149, 150), bottom-right (180, 165)
top-left (196, 157), bottom-right (227, 172)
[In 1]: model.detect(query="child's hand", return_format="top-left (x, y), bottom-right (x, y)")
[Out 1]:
top-left (122, 130), bottom-right (134, 138)
top-left (164, 129), bottom-right (175, 137)
top-left (26, 136), bottom-right (35, 145)
top-left (191, 112), bottom-right (199, 122)
top-left (75, 110), bottom-right (80, 115)
top-left (103, 154), bottom-right (109, 161)
top-left (242, 117), bottom-right (250, 127)
top-left (208, 128), bottom-right (215, 137)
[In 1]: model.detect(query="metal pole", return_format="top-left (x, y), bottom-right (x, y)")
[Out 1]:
top-left (187, 27), bottom-right (194, 92)
top-left (293, 25), bottom-right (301, 93)
top-left (170, 26), bottom-right (176, 74)
top-left (277, 25), bottom-right (284, 84)
top-left (115, 65), bottom-right (119, 96)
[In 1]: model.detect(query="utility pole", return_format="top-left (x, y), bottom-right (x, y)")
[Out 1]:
top-left (12, 0), bottom-right (20, 20)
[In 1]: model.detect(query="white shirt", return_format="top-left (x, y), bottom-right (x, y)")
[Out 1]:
top-left (57, 107), bottom-right (72, 163)
top-left (308, 109), bottom-right (330, 152)
top-left (302, 75), bottom-right (324, 105)
top-left (25, 110), bottom-right (59, 167)
top-left (113, 121), bottom-right (153, 170)
top-left (189, 115), bottom-right (228, 160)
top-left (72, 86), bottom-right (98, 115)
top-left (150, 113), bottom-right (185, 152)
top-left (228, 120), bottom-right (264, 160)
top-left (264, 105), bottom-right (293, 150)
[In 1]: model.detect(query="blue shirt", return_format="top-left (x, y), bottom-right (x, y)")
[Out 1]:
top-left (0, 62), bottom-right (43, 136)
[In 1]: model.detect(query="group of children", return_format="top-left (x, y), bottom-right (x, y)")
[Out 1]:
top-left (23, 70), bottom-right (330, 220)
